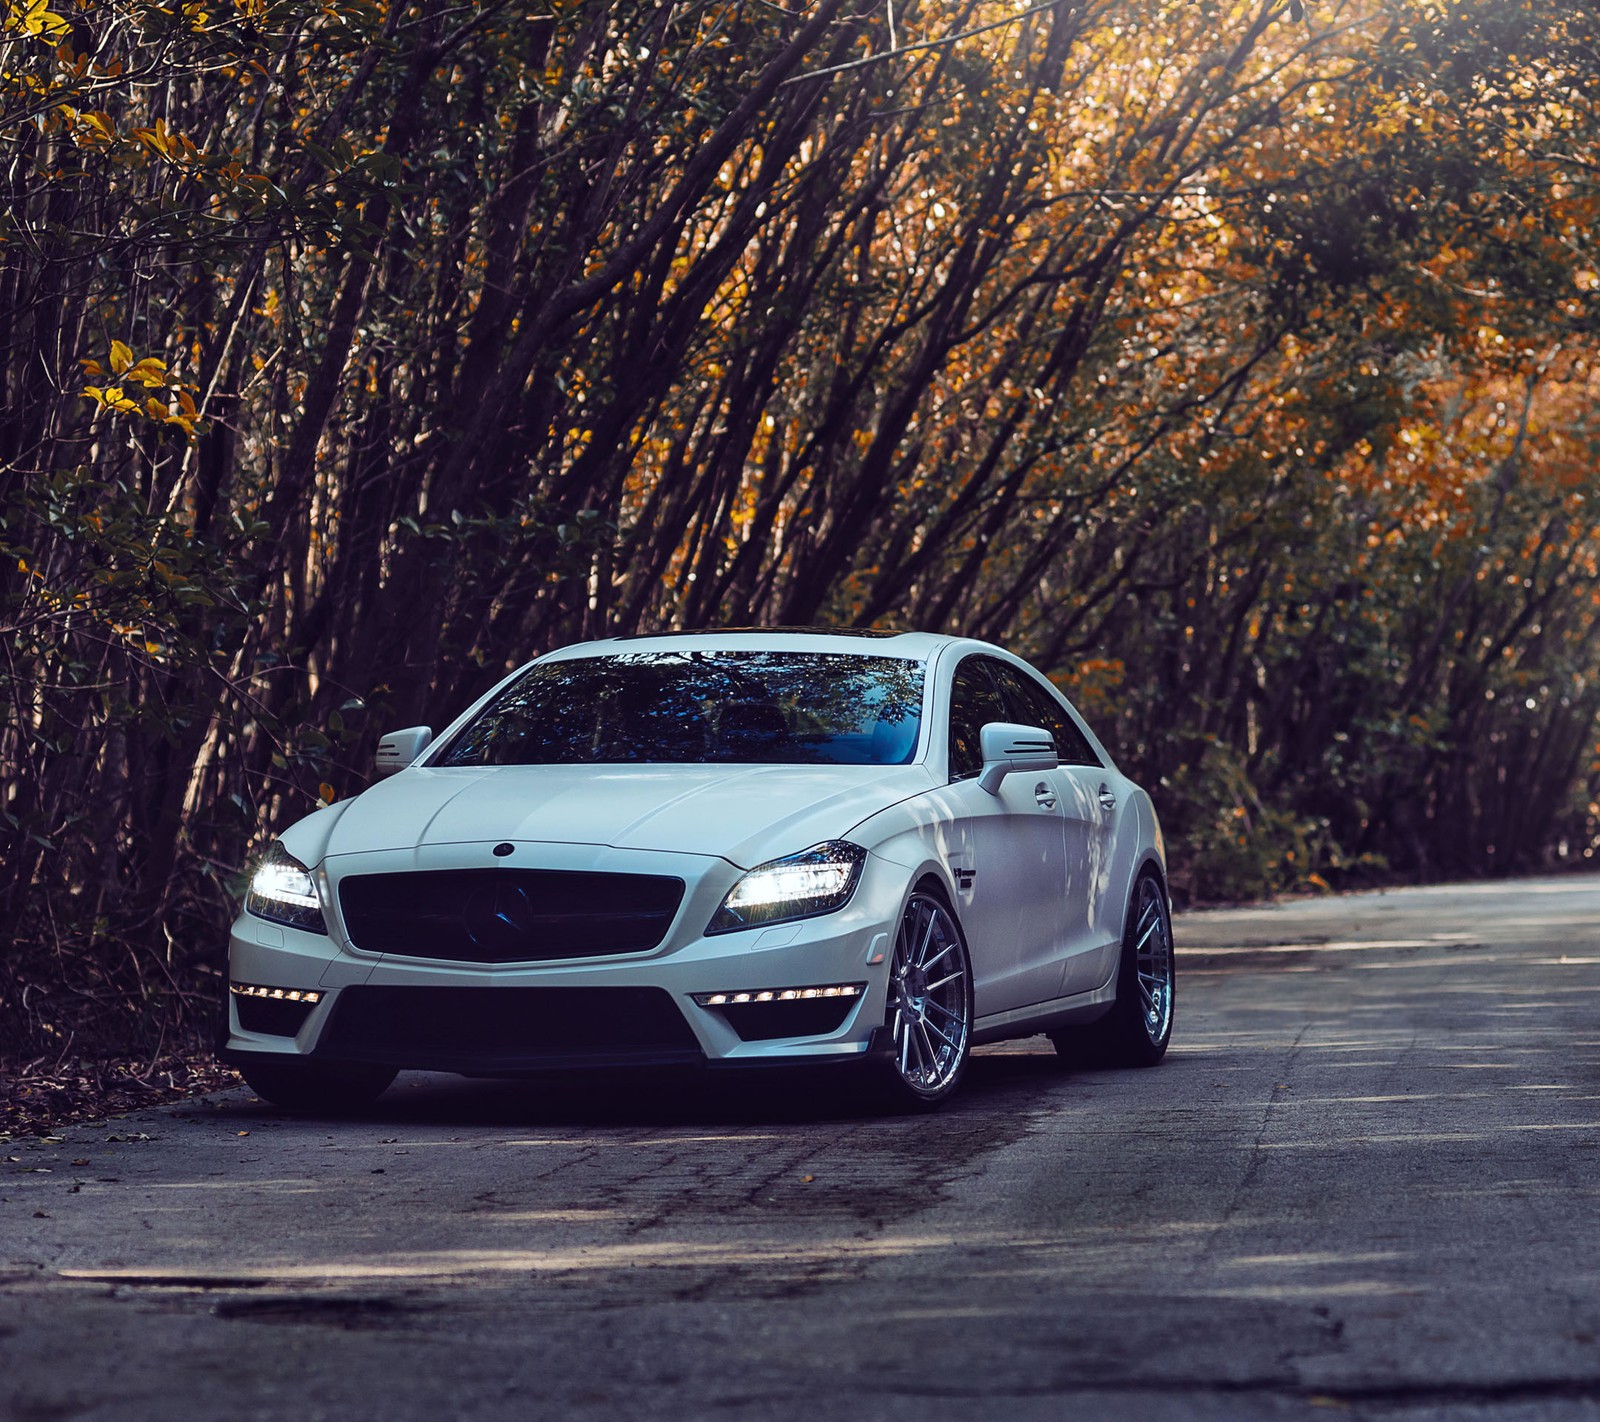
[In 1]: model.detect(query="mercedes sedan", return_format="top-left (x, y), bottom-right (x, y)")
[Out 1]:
top-left (222, 629), bottom-right (1174, 1110)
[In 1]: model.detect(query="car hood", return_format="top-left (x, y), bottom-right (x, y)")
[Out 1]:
top-left (309, 762), bottom-right (936, 869)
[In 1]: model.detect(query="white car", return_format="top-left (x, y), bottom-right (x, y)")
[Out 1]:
top-left (223, 629), bottom-right (1174, 1110)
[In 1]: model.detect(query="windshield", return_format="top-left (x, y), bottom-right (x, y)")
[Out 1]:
top-left (433, 650), bottom-right (926, 767)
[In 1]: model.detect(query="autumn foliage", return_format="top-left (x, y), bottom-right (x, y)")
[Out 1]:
top-left (3, 0), bottom-right (1599, 1060)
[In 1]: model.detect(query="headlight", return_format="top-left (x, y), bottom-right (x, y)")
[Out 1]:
top-left (707, 841), bottom-right (867, 935)
top-left (245, 841), bottom-right (328, 934)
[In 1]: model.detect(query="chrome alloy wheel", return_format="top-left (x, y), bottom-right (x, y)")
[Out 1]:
top-left (1132, 874), bottom-right (1174, 1046)
top-left (888, 891), bottom-right (972, 1101)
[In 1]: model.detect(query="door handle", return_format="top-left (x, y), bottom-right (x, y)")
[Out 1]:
top-left (1097, 785), bottom-right (1117, 812)
top-left (1034, 781), bottom-right (1058, 810)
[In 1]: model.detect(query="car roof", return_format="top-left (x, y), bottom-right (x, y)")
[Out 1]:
top-left (539, 628), bottom-right (956, 661)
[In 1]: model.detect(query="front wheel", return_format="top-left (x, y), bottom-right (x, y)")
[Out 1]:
top-left (1051, 871), bottom-right (1174, 1068)
top-left (878, 887), bottom-right (973, 1109)
top-left (239, 1059), bottom-right (398, 1114)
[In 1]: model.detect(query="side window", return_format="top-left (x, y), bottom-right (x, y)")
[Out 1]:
top-left (990, 662), bottom-right (1102, 768)
top-left (946, 657), bottom-right (1010, 780)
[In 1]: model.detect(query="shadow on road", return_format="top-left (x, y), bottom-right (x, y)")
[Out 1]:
top-left (219, 1044), bottom-right (1105, 1131)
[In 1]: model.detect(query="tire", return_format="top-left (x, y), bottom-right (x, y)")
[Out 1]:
top-left (240, 1059), bottom-right (398, 1114)
top-left (1051, 871), bottom-right (1174, 1068)
top-left (877, 886), bottom-right (974, 1109)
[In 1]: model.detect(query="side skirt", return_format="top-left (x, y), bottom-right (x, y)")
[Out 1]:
top-left (971, 980), bottom-right (1117, 1047)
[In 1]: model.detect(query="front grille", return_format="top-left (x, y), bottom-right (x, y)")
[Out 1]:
top-left (315, 985), bottom-right (703, 1072)
top-left (336, 868), bottom-right (685, 963)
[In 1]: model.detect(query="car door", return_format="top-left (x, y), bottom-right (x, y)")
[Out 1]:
top-left (941, 655), bottom-right (1073, 1016)
top-left (988, 661), bottom-right (1120, 994)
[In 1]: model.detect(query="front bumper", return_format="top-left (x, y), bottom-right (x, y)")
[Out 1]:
top-left (223, 841), bottom-right (902, 1076)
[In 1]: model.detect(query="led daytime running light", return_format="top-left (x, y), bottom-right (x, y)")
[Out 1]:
top-left (694, 983), bottom-right (865, 1008)
top-left (231, 982), bottom-right (323, 1004)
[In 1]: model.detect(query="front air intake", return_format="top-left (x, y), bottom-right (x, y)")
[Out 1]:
top-left (316, 986), bottom-right (703, 1071)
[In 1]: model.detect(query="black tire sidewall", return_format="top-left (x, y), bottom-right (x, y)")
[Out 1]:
top-left (240, 1060), bottom-right (396, 1114)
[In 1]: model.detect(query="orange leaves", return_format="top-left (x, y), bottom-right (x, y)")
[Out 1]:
top-left (1054, 659), bottom-right (1126, 722)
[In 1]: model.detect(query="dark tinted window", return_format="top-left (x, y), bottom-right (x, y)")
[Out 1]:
top-left (989, 662), bottom-right (1102, 767)
top-left (947, 657), bottom-right (1010, 780)
top-left (433, 651), bottom-right (925, 766)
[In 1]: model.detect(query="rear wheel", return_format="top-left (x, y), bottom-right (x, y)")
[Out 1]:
top-left (1051, 871), bottom-right (1173, 1068)
top-left (240, 1059), bottom-right (397, 1114)
top-left (879, 887), bottom-right (973, 1109)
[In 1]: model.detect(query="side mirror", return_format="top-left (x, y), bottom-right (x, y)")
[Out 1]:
top-left (976, 722), bottom-right (1058, 795)
top-left (374, 725), bottom-right (433, 777)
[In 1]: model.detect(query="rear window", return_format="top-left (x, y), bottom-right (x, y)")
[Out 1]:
top-left (433, 651), bottom-right (926, 767)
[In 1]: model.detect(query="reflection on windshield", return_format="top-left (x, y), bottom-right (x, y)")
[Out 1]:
top-left (435, 651), bottom-right (925, 767)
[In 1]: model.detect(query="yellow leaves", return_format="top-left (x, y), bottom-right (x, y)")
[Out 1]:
top-left (84, 384), bottom-right (141, 414)
top-left (74, 110), bottom-right (119, 148)
top-left (131, 118), bottom-right (176, 159)
top-left (4, 0), bottom-right (70, 42)
top-left (235, 0), bottom-right (266, 17)
top-left (54, 103), bottom-right (227, 173)
top-left (128, 357), bottom-right (169, 387)
top-left (130, 117), bottom-right (200, 164)
top-left (81, 343), bottom-right (202, 437)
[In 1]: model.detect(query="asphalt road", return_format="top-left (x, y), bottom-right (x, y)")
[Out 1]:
top-left (4, 874), bottom-right (1600, 1422)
